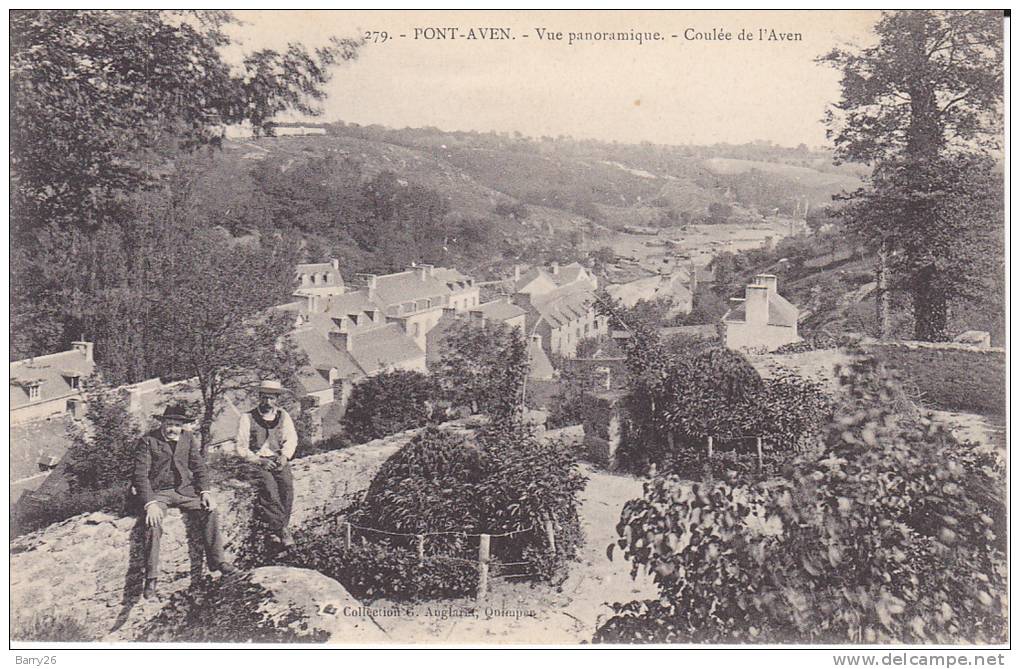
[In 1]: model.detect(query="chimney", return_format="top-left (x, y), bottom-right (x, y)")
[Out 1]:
top-left (71, 341), bottom-right (94, 363)
top-left (330, 258), bottom-right (340, 271)
top-left (356, 273), bottom-right (378, 290)
top-left (513, 265), bottom-right (521, 282)
top-left (551, 262), bottom-right (559, 276)
top-left (754, 274), bottom-right (778, 295)
top-left (744, 284), bottom-right (769, 325)
top-left (413, 265), bottom-right (427, 281)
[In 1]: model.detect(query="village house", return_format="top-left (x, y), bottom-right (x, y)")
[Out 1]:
top-left (606, 269), bottom-right (694, 318)
top-left (511, 262), bottom-right (608, 358)
top-left (722, 274), bottom-right (800, 351)
top-left (11, 362), bottom-right (243, 507)
top-left (425, 297), bottom-right (553, 381)
top-left (282, 262), bottom-right (480, 409)
top-left (10, 341), bottom-right (95, 426)
top-left (294, 258), bottom-right (346, 298)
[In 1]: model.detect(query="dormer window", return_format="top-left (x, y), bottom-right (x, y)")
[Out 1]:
top-left (27, 382), bottom-right (41, 401)
top-left (63, 370), bottom-right (81, 390)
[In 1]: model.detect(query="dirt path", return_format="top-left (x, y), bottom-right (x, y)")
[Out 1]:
top-left (366, 466), bottom-right (657, 644)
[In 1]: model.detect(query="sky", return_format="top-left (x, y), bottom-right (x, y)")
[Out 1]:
top-left (225, 10), bottom-right (883, 148)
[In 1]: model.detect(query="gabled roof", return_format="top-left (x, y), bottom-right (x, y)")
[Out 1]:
top-left (10, 348), bottom-right (94, 410)
top-left (724, 292), bottom-right (798, 328)
top-left (529, 285), bottom-right (595, 328)
top-left (347, 324), bottom-right (425, 375)
top-left (606, 274), bottom-right (692, 308)
top-left (290, 327), bottom-right (365, 380)
top-left (472, 299), bottom-right (526, 322)
top-left (515, 262), bottom-right (593, 295)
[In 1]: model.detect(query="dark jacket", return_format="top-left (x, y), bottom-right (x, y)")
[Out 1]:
top-left (132, 429), bottom-right (210, 506)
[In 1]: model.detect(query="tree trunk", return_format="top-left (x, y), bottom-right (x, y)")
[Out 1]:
top-left (912, 281), bottom-right (949, 342)
top-left (875, 243), bottom-right (891, 339)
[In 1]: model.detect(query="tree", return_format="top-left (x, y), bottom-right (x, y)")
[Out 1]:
top-left (10, 10), bottom-right (359, 357)
top-left (343, 370), bottom-right (436, 443)
top-left (433, 320), bottom-right (529, 422)
top-left (64, 375), bottom-right (142, 491)
top-left (820, 10), bottom-right (1003, 341)
top-left (597, 356), bottom-right (1006, 644)
top-left (153, 228), bottom-right (305, 449)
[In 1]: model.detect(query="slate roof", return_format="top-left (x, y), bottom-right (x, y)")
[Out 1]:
top-left (724, 292), bottom-right (798, 327)
top-left (472, 299), bottom-right (526, 322)
top-left (10, 348), bottom-right (94, 410)
top-left (291, 327), bottom-right (365, 380)
top-left (347, 324), bottom-right (425, 375)
top-left (514, 262), bottom-right (593, 294)
top-left (530, 285), bottom-right (595, 328)
top-left (606, 274), bottom-right (693, 308)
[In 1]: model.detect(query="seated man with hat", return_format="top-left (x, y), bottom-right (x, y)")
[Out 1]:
top-left (235, 380), bottom-right (298, 549)
top-left (134, 403), bottom-right (236, 600)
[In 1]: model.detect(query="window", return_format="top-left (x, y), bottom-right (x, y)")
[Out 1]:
top-left (322, 273), bottom-right (329, 284)
top-left (68, 375), bottom-right (80, 390)
top-left (310, 274), bottom-right (317, 284)
top-left (28, 384), bottom-right (40, 401)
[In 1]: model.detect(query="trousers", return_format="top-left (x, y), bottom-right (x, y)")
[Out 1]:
top-left (143, 489), bottom-right (226, 579)
top-left (257, 460), bottom-right (294, 533)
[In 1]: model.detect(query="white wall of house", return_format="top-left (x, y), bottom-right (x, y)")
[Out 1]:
top-left (724, 322), bottom-right (799, 351)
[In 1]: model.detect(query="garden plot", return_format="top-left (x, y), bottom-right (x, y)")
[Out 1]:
top-left (367, 466), bottom-right (657, 644)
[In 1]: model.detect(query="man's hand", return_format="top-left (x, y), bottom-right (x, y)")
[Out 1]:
top-left (277, 453), bottom-right (289, 470)
top-left (145, 503), bottom-right (164, 528)
top-left (200, 491), bottom-right (217, 511)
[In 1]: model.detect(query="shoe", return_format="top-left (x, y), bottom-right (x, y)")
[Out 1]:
top-left (143, 578), bottom-right (159, 600)
top-left (216, 562), bottom-right (239, 576)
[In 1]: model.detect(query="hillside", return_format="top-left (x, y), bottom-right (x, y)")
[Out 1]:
top-left (191, 126), bottom-right (865, 280)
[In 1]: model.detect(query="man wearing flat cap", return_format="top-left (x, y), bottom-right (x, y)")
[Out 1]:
top-left (134, 403), bottom-right (236, 600)
top-left (235, 380), bottom-right (299, 549)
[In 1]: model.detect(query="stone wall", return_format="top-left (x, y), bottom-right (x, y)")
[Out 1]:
top-left (10, 427), bottom-right (431, 642)
top-left (864, 341), bottom-right (1006, 417)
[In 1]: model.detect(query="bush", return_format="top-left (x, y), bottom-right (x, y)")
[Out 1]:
top-left (343, 370), bottom-right (435, 443)
top-left (138, 573), bottom-right (329, 643)
top-left (15, 483), bottom-right (130, 536)
top-left (64, 375), bottom-right (141, 491)
top-left (286, 519), bottom-right (480, 602)
top-left (288, 422), bottom-right (587, 601)
top-left (596, 355), bottom-right (1007, 644)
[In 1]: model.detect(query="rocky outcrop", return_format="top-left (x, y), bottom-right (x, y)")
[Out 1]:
top-left (138, 566), bottom-right (390, 643)
top-left (9, 427), bottom-right (436, 642)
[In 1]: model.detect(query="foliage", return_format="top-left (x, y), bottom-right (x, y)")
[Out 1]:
top-left (433, 319), bottom-right (529, 422)
top-left (10, 10), bottom-right (359, 358)
top-left (11, 613), bottom-right (93, 642)
top-left (302, 422), bottom-right (588, 600)
top-left (138, 573), bottom-right (329, 643)
top-left (287, 525), bottom-right (480, 602)
top-left (837, 155), bottom-right (1001, 341)
top-left (10, 10), bottom-right (358, 238)
top-left (14, 483), bottom-right (131, 537)
top-left (820, 10), bottom-right (1003, 342)
top-left (819, 11), bottom-right (1002, 164)
top-left (64, 375), bottom-right (142, 491)
top-left (342, 370), bottom-right (435, 444)
top-left (596, 355), bottom-right (1007, 644)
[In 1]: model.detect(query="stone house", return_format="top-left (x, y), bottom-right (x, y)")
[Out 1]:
top-left (722, 274), bottom-right (800, 351)
top-left (294, 259), bottom-right (346, 298)
top-left (10, 341), bottom-right (95, 426)
top-left (511, 262), bottom-right (608, 359)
